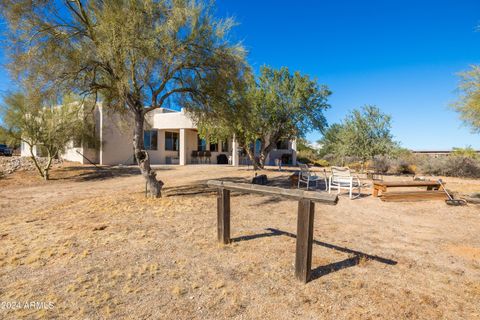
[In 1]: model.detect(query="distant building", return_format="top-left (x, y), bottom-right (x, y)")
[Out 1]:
top-left (411, 150), bottom-right (480, 157)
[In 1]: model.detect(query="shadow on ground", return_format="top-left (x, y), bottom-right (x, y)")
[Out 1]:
top-left (60, 165), bottom-right (173, 182)
top-left (231, 228), bottom-right (397, 282)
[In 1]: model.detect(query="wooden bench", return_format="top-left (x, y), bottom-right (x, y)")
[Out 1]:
top-left (373, 180), bottom-right (446, 202)
top-left (207, 180), bottom-right (338, 283)
top-left (380, 190), bottom-right (448, 202)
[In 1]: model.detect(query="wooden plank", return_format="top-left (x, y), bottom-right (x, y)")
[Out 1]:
top-left (295, 199), bottom-right (315, 283)
top-left (374, 180), bottom-right (443, 188)
top-left (207, 180), bottom-right (338, 205)
top-left (381, 190), bottom-right (448, 202)
top-left (217, 188), bottom-right (231, 244)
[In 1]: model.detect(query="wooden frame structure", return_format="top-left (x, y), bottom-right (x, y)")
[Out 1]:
top-left (373, 180), bottom-right (447, 202)
top-left (207, 180), bottom-right (338, 283)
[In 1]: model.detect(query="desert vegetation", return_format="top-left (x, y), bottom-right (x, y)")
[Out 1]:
top-left (0, 164), bottom-right (479, 319)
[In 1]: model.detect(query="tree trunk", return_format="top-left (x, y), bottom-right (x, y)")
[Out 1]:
top-left (29, 144), bottom-right (45, 179)
top-left (243, 144), bottom-right (261, 170)
top-left (43, 150), bottom-right (56, 181)
top-left (258, 138), bottom-right (276, 168)
top-left (133, 110), bottom-right (164, 198)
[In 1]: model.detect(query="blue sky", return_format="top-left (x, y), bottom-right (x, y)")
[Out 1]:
top-left (1, 1), bottom-right (480, 149)
top-left (215, 0), bottom-right (480, 149)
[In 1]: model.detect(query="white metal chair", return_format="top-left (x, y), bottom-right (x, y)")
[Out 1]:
top-left (328, 166), bottom-right (361, 199)
top-left (297, 163), bottom-right (327, 191)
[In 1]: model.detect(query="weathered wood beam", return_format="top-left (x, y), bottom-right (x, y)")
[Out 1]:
top-left (217, 188), bottom-right (230, 244)
top-left (207, 180), bottom-right (338, 205)
top-left (295, 199), bottom-right (315, 283)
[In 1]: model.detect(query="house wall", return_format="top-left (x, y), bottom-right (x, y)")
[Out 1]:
top-left (19, 104), bottom-right (296, 166)
top-left (100, 109), bottom-right (135, 165)
top-left (151, 108), bottom-right (196, 130)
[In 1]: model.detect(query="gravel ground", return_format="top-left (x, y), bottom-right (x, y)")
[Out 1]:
top-left (0, 164), bottom-right (479, 319)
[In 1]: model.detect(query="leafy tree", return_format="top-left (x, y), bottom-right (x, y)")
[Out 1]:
top-left (341, 105), bottom-right (397, 169)
top-left (317, 123), bottom-right (344, 158)
top-left (295, 138), bottom-right (319, 164)
top-left (0, 0), bottom-right (245, 197)
top-left (453, 66), bottom-right (480, 132)
top-left (1, 91), bottom-right (96, 180)
top-left (191, 66), bottom-right (331, 169)
top-left (0, 126), bottom-right (8, 144)
top-left (322, 106), bottom-right (397, 169)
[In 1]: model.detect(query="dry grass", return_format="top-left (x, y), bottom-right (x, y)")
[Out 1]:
top-left (0, 164), bottom-right (479, 319)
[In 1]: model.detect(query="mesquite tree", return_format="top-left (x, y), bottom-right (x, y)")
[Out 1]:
top-left (1, 92), bottom-right (96, 180)
top-left (191, 66), bottom-right (331, 169)
top-left (454, 65), bottom-right (480, 133)
top-left (319, 105), bottom-right (397, 169)
top-left (1, 0), bottom-right (245, 197)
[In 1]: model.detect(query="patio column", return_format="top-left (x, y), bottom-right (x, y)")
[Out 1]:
top-left (231, 136), bottom-right (239, 167)
top-left (179, 128), bottom-right (186, 165)
top-left (292, 139), bottom-right (297, 166)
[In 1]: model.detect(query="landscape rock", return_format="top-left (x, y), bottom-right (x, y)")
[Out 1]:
top-left (0, 156), bottom-right (62, 175)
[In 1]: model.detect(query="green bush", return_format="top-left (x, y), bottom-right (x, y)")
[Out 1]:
top-left (313, 159), bottom-right (329, 167)
top-left (296, 156), bottom-right (313, 164)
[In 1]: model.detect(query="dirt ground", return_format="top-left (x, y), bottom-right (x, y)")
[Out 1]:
top-left (0, 163), bottom-right (479, 319)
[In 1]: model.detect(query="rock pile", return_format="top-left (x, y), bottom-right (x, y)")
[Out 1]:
top-left (0, 156), bottom-right (62, 175)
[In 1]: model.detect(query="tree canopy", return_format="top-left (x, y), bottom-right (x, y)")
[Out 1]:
top-left (318, 105), bottom-right (397, 168)
top-left (190, 66), bottom-right (331, 168)
top-left (0, 0), bottom-right (245, 196)
top-left (1, 91), bottom-right (96, 179)
top-left (454, 65), bottom-right (480, 132)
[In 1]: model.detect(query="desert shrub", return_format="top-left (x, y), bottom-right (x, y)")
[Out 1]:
top-left (296, 156), bottom-right (312, 164)
top-left (322, 153), bottom-right (341, 166)
top-left (347, 162), bottom-right (362, 172)
top-left (313, 159), bottom-right (329, 167)
top-left (373, 155), bottom-right (390, 173)
top-left (451, 146), bottom-right (478, 159)
top-left (390, 159), bottom-right (417, 175)
top-left (297, 148), bottom-right (318, 164)
top-left (419, 156), bottom-right (480, 178)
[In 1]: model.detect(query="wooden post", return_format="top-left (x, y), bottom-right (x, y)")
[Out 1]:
top-left (295, 199), bottom-right (315, 283)
top-left (217, 188), bottom-right (231, 244)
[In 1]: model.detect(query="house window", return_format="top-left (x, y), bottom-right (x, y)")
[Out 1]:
top-left (165, 131), bottom-right (178, 151)
top-left (198, 137), bottom-right (207, 151)
top-left (210, 142), bottom-right (218, 152)
top-left (276, 139), bottom-right (289, 150)
top-left (144, 130), bottom-right (158, 150)
top-left (221, 141), bottom-right (229, 152)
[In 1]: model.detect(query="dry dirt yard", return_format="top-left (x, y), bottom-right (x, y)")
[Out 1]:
top-left (0, 163), bottom-right (479, 319)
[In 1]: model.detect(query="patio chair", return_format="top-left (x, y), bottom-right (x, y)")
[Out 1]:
top-left (328, 166), bottom-right (361, 199)
top-left (198, 151), bottom-right (205, 164)
top-left (191, 150), bottom-right (198, 164)
top-left (204, 150), bottom-right (211, 164)
top-left (297, 163), bottom-right (327, 191)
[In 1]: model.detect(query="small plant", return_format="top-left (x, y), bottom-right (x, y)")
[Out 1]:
top-left (313, 159), bottom-right (329, 167)
top-left (373, 155), bottom-right (390, 173)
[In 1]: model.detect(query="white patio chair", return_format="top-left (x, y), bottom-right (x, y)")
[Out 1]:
top-left (297, 163), bottom-right (327, 191)
top-left (328, 166), bottom-right (361, 199)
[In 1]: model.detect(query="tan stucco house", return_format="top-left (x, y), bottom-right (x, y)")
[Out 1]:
top-left (21, 105), bottom-right (297, 166)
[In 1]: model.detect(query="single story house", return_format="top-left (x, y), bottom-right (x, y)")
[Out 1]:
top-left (21, 105), bottom-right (297, 166)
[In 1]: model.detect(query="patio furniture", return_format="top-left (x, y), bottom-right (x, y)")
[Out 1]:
top-left (373, 180), bottom-right (448, 202)
top-left (191, 150), bottom-right (198, 164)
top-left (298, 163), bottom-right (327, 191)
top-left (204, 150), bottom-right (212, 164)
top-left (328, 166), bottom-right (361, 199)
top-left (198, 151), bottom-right (205, 164)
top-left (217, 154), bottom-right (228, 164)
